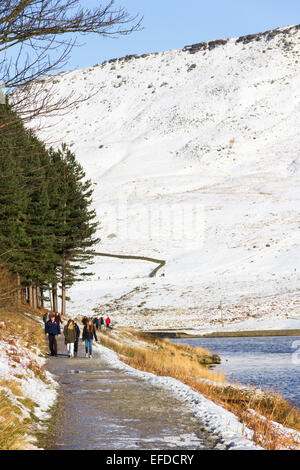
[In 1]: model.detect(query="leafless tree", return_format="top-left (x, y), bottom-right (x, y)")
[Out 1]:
top-left (0, 0), bottom-right (142, 122)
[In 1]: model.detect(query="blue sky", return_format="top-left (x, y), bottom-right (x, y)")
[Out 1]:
top-left (67, 0), bottom-right (300, 70)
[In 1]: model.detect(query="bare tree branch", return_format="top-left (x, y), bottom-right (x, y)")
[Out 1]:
top-left (0, 0), bottom-right (143, 123)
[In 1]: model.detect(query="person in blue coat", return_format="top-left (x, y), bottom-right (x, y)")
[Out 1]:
top-left (45, 314), bottom-right (61, 356)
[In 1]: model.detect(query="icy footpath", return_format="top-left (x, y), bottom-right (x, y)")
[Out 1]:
top-left (46, 336), bottom-right (223, 450)
top-left (95, 342), bottom-right (262, 450)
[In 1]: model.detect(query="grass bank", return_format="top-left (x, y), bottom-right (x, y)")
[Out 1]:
top-left (0, 304), bottom-right (53, 450)
top-left (98, 327), bottom-right (224, 382)
top-left (98, 328), bottom-right (300, 450)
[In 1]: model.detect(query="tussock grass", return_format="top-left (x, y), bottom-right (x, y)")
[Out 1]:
top-left (0, 379), bottom-right (23, 398)
top-left (99, 328), bottom-right (300, 450)
top-left (17, 397), bottom-right (38, 414)
top-left (98, 328), bottom-right (224, 383)
top-left (0, 306), bottom-right (47, 359)
top-left (0, 391), bottom-right (29, 450)
top-left (185, 380), bottom-right (300, 449)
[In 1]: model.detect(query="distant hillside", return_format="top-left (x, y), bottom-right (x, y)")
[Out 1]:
top-left (32, 24), bottom-right (300, 330)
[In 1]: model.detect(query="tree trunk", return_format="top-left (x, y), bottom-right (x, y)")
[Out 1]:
top-left (28, 286), bottom-right (33, 307)
top-left (52, 284), bottom-right (58, 313)
top-left (40, 288), bottom-right (44, 308)
top-left (61, 281), bottom-right (66, 316)
top-left (49, 289), bottom-right (53, 312)
top-left (61, 204), bottom-right (67, 316)
top-left (21, 288), bottom-right (26, 304)
top-left (33, 287), bottom-right (36, 309)
top-left (32, 286), bottom-right (37, 309)
top-left (16, 272), bottom-right (21, 305)
top-left (37, 285), bottom-right (41, 308)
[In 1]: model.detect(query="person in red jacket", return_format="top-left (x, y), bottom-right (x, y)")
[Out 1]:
top-left (105, 317), bottom-right (111, 329)
top-left (55, 313), bottom-right (64, 325)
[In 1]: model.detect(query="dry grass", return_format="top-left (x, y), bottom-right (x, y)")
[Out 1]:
top-left (0, 391), bottom-right (29, 450)
top-left (184, 380), bottom-right (300, 449)
top-left (0, 273), bottom-right (50, 450)
top-left (0, 305), bottom-right (47, 359)
top-left (0, 381), bottom-right (37, 451)
top-left (17, 397), bottom-right (38, 414)
top-left (99, 328), bottom-right (300, 450)
top-left (0, 308), bottom-right (47, 450)
top-left (99, 328), bottom-right (225, 383)
top-left (0, 379), bottom-right (23, 398)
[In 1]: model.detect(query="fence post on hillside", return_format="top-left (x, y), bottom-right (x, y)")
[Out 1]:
top-left (218, 300), bottom-right (224, 327)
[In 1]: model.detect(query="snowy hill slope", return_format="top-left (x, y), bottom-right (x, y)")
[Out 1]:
top-left (34, 25), bottom-right (300, 330)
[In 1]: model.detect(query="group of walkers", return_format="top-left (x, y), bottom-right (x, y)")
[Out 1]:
top-left (44, 312), bottom-right (112, 359)
top-left (82, 315), bottom-right (111, 331)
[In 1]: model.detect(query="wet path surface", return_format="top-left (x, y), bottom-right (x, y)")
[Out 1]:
top-left (46, 337), bottom-right (222, 450)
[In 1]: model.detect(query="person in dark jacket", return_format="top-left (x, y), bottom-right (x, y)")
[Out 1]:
top-left (63, 319), bottom-right (77, 358)
top-left (82, 319), bottom-right (98, 358)
top-left (43, 311), bottom-right (50, 324)
top-left (82, 316), bottom-right (88, 326)
top-left (99, 317), bottom-right (104, 330)
top-left (74, 321), bottom-right (80, 357)
top-left (45, 314), bottom-right (61, 356)
top-left (93, 317), bottom-right (99, 330)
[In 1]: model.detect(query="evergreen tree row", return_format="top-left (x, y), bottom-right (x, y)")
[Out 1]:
top-left (0, 103), bottom-right (99, 313)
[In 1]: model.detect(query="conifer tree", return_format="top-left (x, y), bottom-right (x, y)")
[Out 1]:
top-left (0, 103), bottom-right (31, 297)
top-left (49, 144), bottom-right (99, 314)
top-left (0, 104), bottom-right (100, 311)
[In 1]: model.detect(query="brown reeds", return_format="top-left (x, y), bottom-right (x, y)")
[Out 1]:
top-left (98, 328), bottom-right (300, 450)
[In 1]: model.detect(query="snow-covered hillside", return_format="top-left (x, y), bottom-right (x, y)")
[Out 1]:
top-left (34, 25), bottom-right (300, 330)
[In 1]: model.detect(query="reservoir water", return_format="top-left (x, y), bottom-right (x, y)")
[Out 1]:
top-left (172, 336), bottom-right (300, 408)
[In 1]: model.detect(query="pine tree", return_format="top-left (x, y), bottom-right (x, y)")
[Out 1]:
top-left (49, 144), bottom-right (100, 314)
top-left (0, 104), bottom-right (57, 303)
top-left (0, 104), bottom-right (100, 312)
top-left (0, 104), bottom-right (31, 298)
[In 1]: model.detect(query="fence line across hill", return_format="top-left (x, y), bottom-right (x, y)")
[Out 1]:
top-left (94, 252), bottom-right (166, 278)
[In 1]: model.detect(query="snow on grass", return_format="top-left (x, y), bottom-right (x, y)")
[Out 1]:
top-left (0, 314), bottom-right (58, 449)
top-left (0, 337), bottom-right (57, 417)
top-left (247, 409), bottom-right (300, 450)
